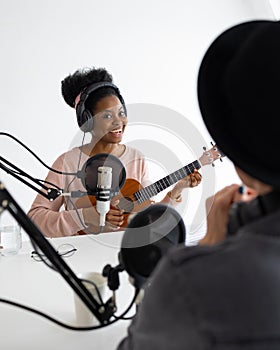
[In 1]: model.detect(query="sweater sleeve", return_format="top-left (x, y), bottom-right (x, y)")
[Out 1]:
top-left (27, 152), bottom-right (86, 238)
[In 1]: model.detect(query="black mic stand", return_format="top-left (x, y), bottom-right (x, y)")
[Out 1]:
top-left (0, 181), bottom-right (116, 324)
top-left (0, 152), bottom-right (134, 324)
top-left (0, 155), bottom-right (62, 201)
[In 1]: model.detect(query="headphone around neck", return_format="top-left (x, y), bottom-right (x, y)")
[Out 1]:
top-left (227, 190), bottom-right (280, 235)
top-left (75, 82), bottom-right (126, 133)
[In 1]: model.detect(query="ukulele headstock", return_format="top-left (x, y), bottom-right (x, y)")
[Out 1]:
top-left (199, 143), bottom-right (225, 167)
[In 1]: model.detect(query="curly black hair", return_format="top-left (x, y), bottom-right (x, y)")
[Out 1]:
top-left (61, 67), bottom-right (115, 108)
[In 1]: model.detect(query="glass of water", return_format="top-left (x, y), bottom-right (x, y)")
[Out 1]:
top-left (0, 210), bottom-right (22, 256)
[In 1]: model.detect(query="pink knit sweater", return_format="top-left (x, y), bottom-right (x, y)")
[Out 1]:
top-left (28, 145), bottom-right (150, 237)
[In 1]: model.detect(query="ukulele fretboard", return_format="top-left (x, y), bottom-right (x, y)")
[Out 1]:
top-left (134, 160), bottom-right (201, 204)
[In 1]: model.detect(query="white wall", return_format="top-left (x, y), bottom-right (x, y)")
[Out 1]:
top-left (0, 0), bottom-right (278, 242)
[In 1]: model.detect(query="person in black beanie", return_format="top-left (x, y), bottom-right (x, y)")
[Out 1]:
top-left (117, 19), bottom-right (280, 350)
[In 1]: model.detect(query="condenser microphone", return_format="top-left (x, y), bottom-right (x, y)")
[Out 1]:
top-left (96, 166), bottom-right (112, 227)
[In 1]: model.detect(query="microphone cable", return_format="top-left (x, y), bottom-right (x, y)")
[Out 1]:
top-left (0, 287), bottom-right (139, 331)
top-left (0, 132), bottom-right (77, 175)
top-left (0, 132), bottom-right (112, 234)
top-left (0, 132), bottom-right (79, 193)
top-left (0, 131), bottom-right (94, 230)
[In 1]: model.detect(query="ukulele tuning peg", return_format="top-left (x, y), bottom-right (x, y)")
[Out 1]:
top-left (211, 163), bottom-right (215, 167)
top-left (220, 158), bottom-right (223, 162)
top-left (203, 146), bottom-right (206, 151)
top-left (210, 141), bottom-right (217, 150)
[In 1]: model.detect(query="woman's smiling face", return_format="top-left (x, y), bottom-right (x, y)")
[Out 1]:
top-left (92, 95), bottom-right (127, 143)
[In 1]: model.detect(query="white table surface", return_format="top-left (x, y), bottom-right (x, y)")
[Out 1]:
top-left (0, 231), bottom-right (135, 350)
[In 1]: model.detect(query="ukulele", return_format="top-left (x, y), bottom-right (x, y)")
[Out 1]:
top-left (76, 144), bottom-right (224, 230)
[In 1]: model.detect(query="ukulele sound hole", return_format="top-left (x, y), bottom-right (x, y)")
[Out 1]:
top-left (118, 197), bottom-right (135, 214)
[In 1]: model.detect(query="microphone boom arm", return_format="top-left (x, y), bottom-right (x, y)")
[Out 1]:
top-left (0, 181), bottom-right (115, 323)
top-left (0, 155), bottom-right (62, 201)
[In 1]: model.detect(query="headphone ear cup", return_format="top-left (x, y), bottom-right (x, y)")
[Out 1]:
top-left (78, 109), bottom-right (94, 133)
top-left (75, 81), bottom-right (125, 133)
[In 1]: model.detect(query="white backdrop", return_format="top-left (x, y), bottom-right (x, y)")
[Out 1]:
top-left (0, 0), bottom-right (279, 242)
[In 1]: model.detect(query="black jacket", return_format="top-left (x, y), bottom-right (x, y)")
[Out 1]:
top-left (117, 195), bottom-right (280, 349)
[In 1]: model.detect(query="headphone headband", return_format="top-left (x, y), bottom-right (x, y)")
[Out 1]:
top-left (75, 81), bottom-right (126, 132)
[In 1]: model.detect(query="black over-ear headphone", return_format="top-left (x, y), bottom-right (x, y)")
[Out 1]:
top-left (75, 82), bottom-right (126, 133)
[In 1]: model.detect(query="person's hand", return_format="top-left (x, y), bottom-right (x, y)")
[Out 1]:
top-left (180, 169), bottom-right (202, 189)
top-left (168, 169), bottom-right (202, 201)
top-left (82, 202), bottom-right (124, 234)
top-left (104, 205), bottom-right (124, 231)
top-left (199, 184), bottom-right (258, 246)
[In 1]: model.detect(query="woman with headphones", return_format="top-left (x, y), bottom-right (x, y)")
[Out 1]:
top-left (28, 67), bottom-right (202, 237)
